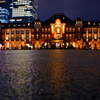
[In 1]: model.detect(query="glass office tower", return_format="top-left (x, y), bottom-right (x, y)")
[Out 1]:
top-left (0, 0), bottom-right (10, 23)
top-left (10, 0), bottom-right (38, 23)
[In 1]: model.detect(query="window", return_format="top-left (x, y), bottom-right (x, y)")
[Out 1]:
top-left (36, 34), bottom-right (39, 39)
top-left (26, 34), bottom-right (29, 39)
top-left (78, 28), bottom-right (80, 32)
top-left (16, 34), bottom-right (19, 41)
top-left (36, 28), bottom-right (39, 32)
top-left (42, 34), bottom-right (44, 39)
top-left (21, 34), bottom-right (24, 40)
top-left (88, 29), bottom-right (92, 33)
top-left (28, 23), bottom-right (30, 26)
top-left (48, 34), bottom-right (50, 39)
top-left (6, 35), bottom-right (9, 40)
top-left (57, 28), bottom-right (60, 33)
top-left (89, 34), bottom-right (92, 39)
top-left (83, 29), bottom-right (86, 32)
top-left (32, 35), bottom-right (34, 39)
top-left (94, 34), bottom-right (97, 39)
top-left (69, 34), bottom-right (72, 39)
top-left (2, 30), bottom-right (5, 34)
top-left (48, 28), bottom-right (50, 33)
top-left (78, 33), bottom-right (81, 39)
top-left (69, 27), bottom-right (72, 32)
top-left (11, 34), bottom-right (14, 41)
top-left (83, 34), bottom-right (86, 39)
top-left (66, 34), bottom-right (68, 39)
top-left (73, 28), bottom-right (75, 32)
top-left (42, 28), bottom-right (44, 32)
top-left (93, 23), bottom-right (96, 25)
top-left (21, 30), bottom-right (24, 33)
top-left (45, 28), bottom-right (47, 33)
top-left (94, 29), bottom-right (98, 33)
top-left (66, 27), bottom-right (68, 32)
top-left (26, 30), bottom-right (29, 34)
top-left (11, 30), bottom-right (14, 34)
top-left (16, 30), bottom-right (19, 34)
top-left (2, 35), bottom-right (4, 40)
top-left (73, 34), bottom-right (75, 39)
top-left (88, 22), bottom-right (90, 25)
top-left (32, 29), bottom-right (34, 33)
top-left (45, 34), bottom-right (47, 40)
top-left (7, 30), bottom-right (9, 33)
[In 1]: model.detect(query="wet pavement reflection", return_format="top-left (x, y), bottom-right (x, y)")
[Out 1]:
top-left (0, 50), bottom-right (100, 100)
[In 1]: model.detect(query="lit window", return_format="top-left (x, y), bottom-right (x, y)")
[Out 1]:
top-left (78, 28), bottom-right (80, 32)
top-left (66, 27), bottom-right (68, 32)
top-left (69, 34), bottom-right (72, 39)
top-left (36, 28), bottom-right (39, 32)
top-left (45, 28), bottom-right (47, 33)
top-left (93, 23), bottom-right (96, 25)
top-left (63, 17), bottom-right (65, 19)
top-left (69, 27), bottom-right (72, 32)
top-left (45, 35), bottom-right (47, 40)
top-left (32, 35), bottom-right (34, 39)
top-left (66, 34), bottom-right (68, 39)
top-left (48, 28), bottom-right (50, 32)
top-left (32, 29), bottom-right (34, 33)
top-left (42, 34), bottom-right (44, 39)
top-left (28, 23), bottom-right (30, 26)
top-left (88, 22), bottom-right (90, 25)
top-left (83, 34), bottom-right (86, 39)
top-left (41, 28), bottom-right (44, 32)
top-left (21, 34), bottom-right (24, 40)
top-left (94, 34), bottom-right (97, 39)
top-left (89, 34), bottom-right (92, 39)
top-left (57, 28), bottom-right (60, 33)
top-left (36, 34), bottom-right (39, 39)
top-left (73, 28), bottom-right (75, 32)
top-left (6, 35), bottom-right (9, 40)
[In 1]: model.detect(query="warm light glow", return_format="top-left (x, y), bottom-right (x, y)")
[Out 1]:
top-left (57, 28), bottom-right (60, 33)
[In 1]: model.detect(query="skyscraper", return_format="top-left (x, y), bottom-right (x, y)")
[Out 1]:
top-left (10, 0), bottom-right (38, 23)
top-left (0, 0), bottom-right (10, 23)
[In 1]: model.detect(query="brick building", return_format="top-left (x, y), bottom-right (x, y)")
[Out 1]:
top-left (0, 13), bottom-right (100, 50)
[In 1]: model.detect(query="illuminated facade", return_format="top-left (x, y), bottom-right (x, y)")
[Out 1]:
top-left (10, 0), bottom-right (38, 23)
top-left (0, 0), bottom-right (10, 23)
top-left (0, 13), bottom-right (100, 50)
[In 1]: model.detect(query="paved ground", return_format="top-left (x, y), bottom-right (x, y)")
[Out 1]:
top-left (0, 50), bottom-right (100, 100)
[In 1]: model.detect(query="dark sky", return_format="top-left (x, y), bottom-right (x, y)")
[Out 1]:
top-left (38, 0), bottom-right (100, 21)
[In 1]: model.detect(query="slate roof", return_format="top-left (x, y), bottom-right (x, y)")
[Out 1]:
top-left (43, 13), bottom-right (74, 25)
top-left (83, 21), bottom-right (100, 27)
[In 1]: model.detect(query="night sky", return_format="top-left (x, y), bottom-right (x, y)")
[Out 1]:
top-left (38, 0), bottom-right (100, 21)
